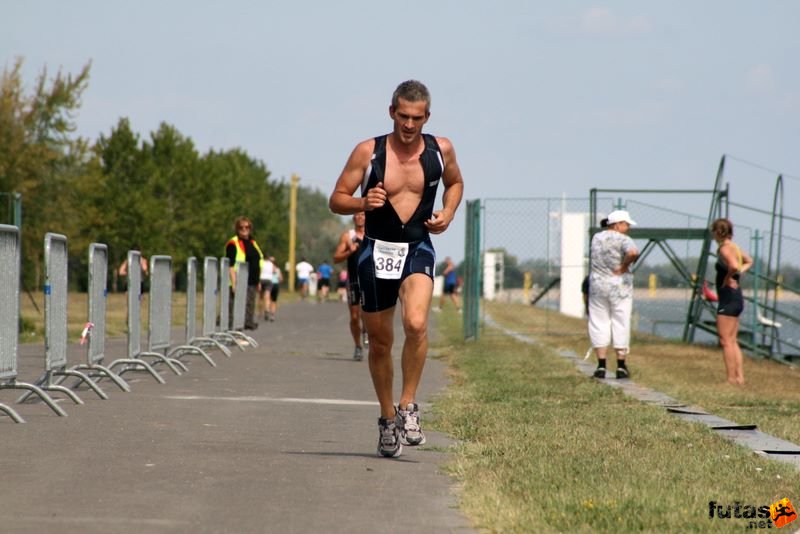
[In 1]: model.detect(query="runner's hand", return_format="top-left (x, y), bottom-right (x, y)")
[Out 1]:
top-left (364, 182), bottom-right (387, 211)
top-left (425, 210), bottom-right (451, 234)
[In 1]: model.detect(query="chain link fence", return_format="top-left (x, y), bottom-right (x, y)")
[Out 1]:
top-left (465, 195), bottom-right (715, 341)
top-left (462, 172), bottom-right (800, 364)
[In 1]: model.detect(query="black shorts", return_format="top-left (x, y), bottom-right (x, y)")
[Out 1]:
top-left (357, 237), bottom-right (435, 313)
top-left (260, 280), bottom-right (273, 295)
top-left (270, 284), bottom-right (280, 302)
top-left (347, 281), bottom-right (361, 307)
top-left (444, 282), bottom-right (456, 295)
top-left (717, 287), bottom-right (744, 317)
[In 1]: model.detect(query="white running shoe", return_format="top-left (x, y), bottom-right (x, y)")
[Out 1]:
top-left (395, 403), bottom-right (426, 446)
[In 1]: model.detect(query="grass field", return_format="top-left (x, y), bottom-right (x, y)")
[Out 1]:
top-left (18, 292), bottom-right (188, 344)
top-left (18, 289), bottom-right (304, 344)
top-left (429, 303), bottom-right (800, 532)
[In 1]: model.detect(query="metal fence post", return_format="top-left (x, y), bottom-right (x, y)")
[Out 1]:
top-left (0, 224), bottom-right (65, 419)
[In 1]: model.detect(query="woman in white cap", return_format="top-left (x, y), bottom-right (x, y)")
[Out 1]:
top-left (587, 209), bottom-right (639, 379)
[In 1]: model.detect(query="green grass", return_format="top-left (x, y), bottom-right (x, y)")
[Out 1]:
top-left (429, 305), bottom-right (800, 532)
top-left (19, 289), bottom-right (303, 344)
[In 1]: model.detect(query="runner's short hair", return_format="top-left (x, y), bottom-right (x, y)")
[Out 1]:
top-left (392, 80), bottom-right (431, 112)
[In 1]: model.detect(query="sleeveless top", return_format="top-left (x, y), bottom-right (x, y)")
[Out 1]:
top-left (361, 134), bottom-right (444, 243)
top-left (715, 243), bottom-right (743, 291)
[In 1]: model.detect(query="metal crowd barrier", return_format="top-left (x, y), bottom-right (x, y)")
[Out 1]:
top-left (177, 256), bottom-right (222, 364)
top-left (219, 257), bottom-right (232, 334)
top-left (232, 262), bottom-right (248, 330)
top-left (112, 250), bottom-right (181, 383)
top-left (154, 256), bottom-right (215, 367)
top-left (0, 225), bottom-right (65, 421)
top-left (18, 233), bottom-right (107, 406)
top-left (229, 262), bottom-right (258, 347)
top-left (215, 257), bottom-right (252, 349)
top-left (202, 257), bottom-right (240, 352)
top-left (113, 254), bottom-right (182, 377)
top-left (199, 257), bottom-right (233, 357)
top-left (72, 243), bottom-right (160, 389)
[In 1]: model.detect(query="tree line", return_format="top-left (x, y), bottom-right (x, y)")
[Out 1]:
top-left (1, 59), bottom-right (346, 292)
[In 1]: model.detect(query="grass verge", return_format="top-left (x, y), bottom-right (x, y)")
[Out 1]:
top-left (429, 305), bottom-right (800, 532)
top-left (19, 290), bottom-right (304, 345)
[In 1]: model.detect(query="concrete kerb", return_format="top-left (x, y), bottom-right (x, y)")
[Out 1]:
top-left (484, 314), bottom-right (800, 470)
top-left (2, 300), bottom-right (473, 534)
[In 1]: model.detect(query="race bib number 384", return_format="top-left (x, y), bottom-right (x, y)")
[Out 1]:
top-left (373, 239), bottom-right (409, 280)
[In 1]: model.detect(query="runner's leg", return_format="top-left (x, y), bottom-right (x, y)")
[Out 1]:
top-left (364, 307), bottom-right (396, 419)
top-left (397, 273), bottom-right (433, 407)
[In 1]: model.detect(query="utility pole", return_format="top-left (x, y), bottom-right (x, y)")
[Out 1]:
top-left (288, 174), bottom-right (299, 292)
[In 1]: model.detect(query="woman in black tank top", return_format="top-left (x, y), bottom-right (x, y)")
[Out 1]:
top-left (710, 218), bottom-right (753, 385)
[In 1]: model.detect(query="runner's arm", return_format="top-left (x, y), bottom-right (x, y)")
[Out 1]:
top-left (426, 137), bottom-right (463, 234)
top-left (333, 231), bottom-right (354, 263)
top-left (329, 140), bottom-right (384, 215)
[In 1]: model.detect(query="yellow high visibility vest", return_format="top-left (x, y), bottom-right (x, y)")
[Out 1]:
top-left (226, 236), bottom-right (264, 281)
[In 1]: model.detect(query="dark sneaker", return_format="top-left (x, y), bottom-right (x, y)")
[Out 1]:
top-left (616, 367), bottom-right (630, 379)
top-left (377, 417), bottom-right (402, 458)
top-left (395, 403), bottom-right (426, 446)
top-left (593, 367), bottom-right (606, 379)
top-left (353, 346), bottom-right (363, 361)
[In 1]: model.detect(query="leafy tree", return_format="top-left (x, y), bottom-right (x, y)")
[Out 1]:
top-left (199, 148), bottom-right (287, 265)
top-left (295, 185), bottom-right (346, 266)
top-left (0, 58), bottom-right (91, 289)
top-left (2, 60), bottom-right (342, 295)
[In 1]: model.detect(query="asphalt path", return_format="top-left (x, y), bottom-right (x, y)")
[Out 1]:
top-left (2, 299), bottom-right (472, 533)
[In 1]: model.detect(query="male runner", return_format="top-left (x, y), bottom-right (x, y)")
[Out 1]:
top-left (333, 211), bottom-right (367, 361)
top-left (329, 80), bottom-right (464, 458)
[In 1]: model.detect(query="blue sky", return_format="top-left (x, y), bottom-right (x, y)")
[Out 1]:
top-left (3, 2), bottom-right (798, 261)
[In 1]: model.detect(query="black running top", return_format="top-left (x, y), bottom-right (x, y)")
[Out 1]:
top-left (362, 134), bottom-right (444, 243)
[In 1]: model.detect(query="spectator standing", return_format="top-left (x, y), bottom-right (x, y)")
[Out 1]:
top-left (225, 216), bottom-right (263, 330)
top-left (711, 218), bottom-right (753, 385)
top-left (118, 245), bottom-right (149, 294)
top-left (587, 210), bottom-right (639, 379)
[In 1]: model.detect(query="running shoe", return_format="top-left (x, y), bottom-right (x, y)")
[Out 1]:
top-left (593, 367), bottom-right (606, 379)
top-left (616, 367), bottom-right (630, 379)
top-left (377, 417), bottom-right (402, 458)
top-left (362, 331), bottom-right (369, 347)
top-left (353, 346), bottom-right (363, 361)
top-left (395, 403), bottom-right (426, 446)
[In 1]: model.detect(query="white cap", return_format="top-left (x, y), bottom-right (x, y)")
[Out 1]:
top-left (606, 210), bottom-right (637, 226)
